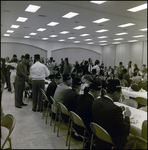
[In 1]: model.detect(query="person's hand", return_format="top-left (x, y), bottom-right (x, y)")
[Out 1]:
top-left (124, 107), bottom-right (131, 117)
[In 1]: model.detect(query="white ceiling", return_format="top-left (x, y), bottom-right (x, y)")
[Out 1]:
top-left (1, 1), bottom-right (147, 46)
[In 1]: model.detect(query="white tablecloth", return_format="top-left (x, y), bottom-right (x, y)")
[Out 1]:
top-left (122, 88), bottom-right (147, 99)
top-left (114, 102), bottom-right (147, 137)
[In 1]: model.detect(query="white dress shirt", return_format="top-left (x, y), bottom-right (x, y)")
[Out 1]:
top-left (30, 61), bottom-right (50, 80)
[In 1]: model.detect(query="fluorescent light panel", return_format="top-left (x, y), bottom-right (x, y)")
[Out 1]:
top-left (112, 42), bottom-right (121, 44)
top-left (4, 34), bottom-right (10, 36)
top-left (47, 22), bottom-right (59, 26)
top-left (127, 3), bottom-right (147, 12)
top-left (29, 33), bottom-right (37, 35)
top-left (16, 17), bottom-right (28, 22)
top-left (11, 25), bottom-right (20, 28)
top-left (115, 32), bottom-right (128, 35)
top-left (98, 36), bottom-right (108, 38)
top-left (42, 38), bottom-right (48, 40)
top-left (60, 31), bottom-right (69, 34)
top-left (84, 39), bottom-right (92, 41)
top-left (87, 42), bottom-right (94, 44)
top-left (25, 4), bottom-right (41, 13)
top-left (128, 40), bottom-right (138, 42)
top-left (96, 29), bottom-right (108, 33)
top-left (50, 35), bottom-right (58, 37)
top-left (62, 12), bottom-right (79, 18)
top-left (140, 28), bottom-right (147, 31)
top-left (24, 36), bottom-right (30, 38)
top-left (73, 41), bottom-right (80, 43)
top-left (68, 37), bottom-right (76, 39)
top-left (90, 1), bottom-right (106, 4)
top-left (37, 28), bottom-right (46, 31)
top-left (99, 40), bottom-right (107, 43)
top-left (133, 35), bottom-right (145, 38)
top-left (59, 39), bottom-right (65, 41)
top-left (118, 23), bottom-right (135, 27)
top-left (100, 43), bottom-right (107, 45)
top-left (93, 18), bottom-right (110, 24)
top-left (73, 26), bottom-right (86, 30)
top-left (80, 34), bottom-right (90, 36)
top-left (7, 30), bottom-right (14, 33)
top-left (113, 38), bottom-right (124, 41)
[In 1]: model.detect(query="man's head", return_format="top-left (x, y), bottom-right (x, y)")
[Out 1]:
top-left (34, 54), bottom-right (40, 62)
top-left (62, 73), bottom-right (72, 86)
top-left (24, 54), bottom-right (30, 64)
top-left (72, 75), bottom-right (82, 92)
top-left (54, 73), bottom-right (62, 85)
top-left (106, 78), bottom-right (122, 102)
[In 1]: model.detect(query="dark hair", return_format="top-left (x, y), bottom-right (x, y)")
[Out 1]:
top-left (123, 68), bottom-right (127, 74)
top-left (95, 60), bottom-right (100, 65)
top-left (11, 58), bottom-right (17, 63)
top-left (119, 62), bottom-right (123, 65)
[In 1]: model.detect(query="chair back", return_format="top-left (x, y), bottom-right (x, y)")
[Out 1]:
top-left (122, 99), bottom-right (138, 108)
top-left (58, 102), bottom-right (69, 115)
top-left (142, 120), bottom-right (147, 140)
top-left (1, 114), bottom-right (16, 149)
top-left (40, 88), bottom-right (50, 104)
top-left (135, 97), bottom-right (147, 108)
top-left (90, 122), bottom-right (115, 147)
top-left (69, 111), bottom-right (85, 128)
top-left (50, 96), bottom-right (57, 105)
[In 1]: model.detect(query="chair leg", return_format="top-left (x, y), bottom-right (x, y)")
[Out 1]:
top-left (68, 121), bottom-right (73, 150)
top-left (83, 130), bottom-right (86, 149)
top-left (54, 111), bottom-right (58, 132)
top-left (90, 134), bottom-right (94, 149)
top-left (57, 112), bottom-right (61, 137)
top-left (45, 104), bottom-right (49, 124)
top-left (8, 138), bottom-right (12, 149)
top-left (66, 117), bottom-right (70, 146)
top-left (50, 111), bottom-right (53, 126)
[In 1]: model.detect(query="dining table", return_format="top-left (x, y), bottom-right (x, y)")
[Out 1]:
top-left (121, 87), bottom-right (147, 99)
top-left (114, 102), bottom-right (147, 137)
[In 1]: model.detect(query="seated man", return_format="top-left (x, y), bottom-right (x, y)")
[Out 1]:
top-left (92, 78), bottom-right (131, 149)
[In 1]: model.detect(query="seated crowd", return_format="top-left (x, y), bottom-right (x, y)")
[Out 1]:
top-left (1, 53), bottom-right (147, 149)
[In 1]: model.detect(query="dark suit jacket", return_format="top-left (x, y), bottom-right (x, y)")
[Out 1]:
top-left (92, 96), bottom-right (130, 149)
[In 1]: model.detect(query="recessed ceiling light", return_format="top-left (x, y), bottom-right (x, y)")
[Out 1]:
top-left (113, 38), bottom-right (124, 41)
top-left (62, 12), bottom-right (79, 18)
top-left (100, 43), bottom-right (107, 45)
top-left (98, 36), bottom-right (108, 39)
top-left (90, 1), bottom-right (106, 4)
top-left (93, 18), bottom-right (110, 24)
top-left (16, 17), bottom-right (28, 22)
top-left (84, 39), bottom-right (92, 41)
top-left (73, 26), bottom-right (86, 30)
top-left (11, 25), bottom-right (20, 28)
top-left (68, 37), bottom-right (76, 39)
top-left (24, 36), bottom-right (30, 38)
top-left (47, 22), bottom-right (59, 26)
top-left (80, 34), bottom-right (90, 36)
top-left (128, 40), bottom-right (138, 42)
top-left (73, 41), bottom-right (80, 43)
top-left (118, 23), bottom-right (135, 27)
top-left (127, 3), bottom-right (147, 12)
top-left (25, 4), bottom-right (41, 13)
top-left (50, 35), bottom-right (58, 37)
top-left (7, 30), bottom-right (14, 33)
top-left (87, 42), bottom-right (94, 44)
top-left (60, 31), bottom-right (69, 34)
top-left (29, 33), bottom-right (37, 35)
top-left (4, 34), bottom-right (10, 36)
top-left (139, 28), bottom-right (147, 31)
top-left (42, 38), bottom-right (48, 40)
top-left (133, 35), bottom-right (145, 38)
top-left (112, 42), bottom-right (121, 44)
top-left (96, 29), bottom-right (108, 33)
top-left (37, 28), bottom-right (46, 31)
top-left (99, 40), bottom-right (107, 43)
top-left (59, 39), bottom-right (65, 41)
top-left (115, 32), bottom-right (128, 35)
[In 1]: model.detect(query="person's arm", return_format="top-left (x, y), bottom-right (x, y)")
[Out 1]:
top-left (17, 64), bottom-right (29, 81)
top-left (44, 65), bottom-right (50, 77)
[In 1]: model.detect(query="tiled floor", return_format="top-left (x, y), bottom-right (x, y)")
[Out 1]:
top-left (1, 89), bottom-right (83, 149)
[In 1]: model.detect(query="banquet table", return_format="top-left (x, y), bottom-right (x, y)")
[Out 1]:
top-left (121, 87), bottom-right (147, 99)
top-left (114, 102), bottom-right (147, 137)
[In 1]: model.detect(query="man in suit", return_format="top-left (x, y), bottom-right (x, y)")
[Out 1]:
top-left (92, 78), bottom-right (131, 149)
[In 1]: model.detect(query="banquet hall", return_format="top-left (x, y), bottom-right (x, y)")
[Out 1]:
top-left (1, 1), bottom-right (147, 149)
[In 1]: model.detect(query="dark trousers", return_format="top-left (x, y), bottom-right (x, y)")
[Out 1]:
top-left (32, 80), bottom-right (45, 111)
top-left (15, 76), bottom-right (25, 106)
top-left (7, 72), bottom-right (11, 91)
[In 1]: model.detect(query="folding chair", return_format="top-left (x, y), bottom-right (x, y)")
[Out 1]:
top-left (1, 114), bottom-right (16, 149)
top-left (90, 122), bottom-right (116, 149)
top-left (135, 97), bottom-right (147, 109)
top-left (142, 120), bottom-right (147, 140)
top-left (57, 102), bottom-right (71, 146)
top-left (24, 82), bottom-right (32, 103)
top-left (122, 99), bottom-right (138, 108)
top-left (68, 111), bottom-right (90, 149)
top-left (40, 88), bottom-right (51, 124)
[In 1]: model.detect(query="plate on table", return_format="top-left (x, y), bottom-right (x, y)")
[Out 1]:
top-left (130, 117), bottom-right (139, 124)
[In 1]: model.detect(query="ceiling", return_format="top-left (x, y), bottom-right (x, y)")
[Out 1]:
top-left (1, 1), bottom-right (147, 46)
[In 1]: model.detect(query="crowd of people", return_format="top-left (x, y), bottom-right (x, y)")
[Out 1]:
top-left (1, 53), bottom-right (147, 149)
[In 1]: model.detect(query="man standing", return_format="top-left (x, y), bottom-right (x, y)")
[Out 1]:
top-left (92, 78), bottom-right (131, 149)
top-left (15, 54), bottom-right (31, 108)
top-left (30, 54), bottom-right (50, 112)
